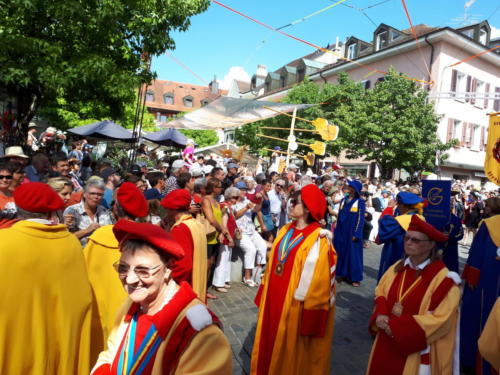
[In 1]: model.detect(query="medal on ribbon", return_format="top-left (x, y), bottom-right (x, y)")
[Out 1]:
top-left (275, 227), bottom-right (304, 276)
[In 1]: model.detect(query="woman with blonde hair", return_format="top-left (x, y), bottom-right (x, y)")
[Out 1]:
top-left (47, 177), bottom-right (74, 226)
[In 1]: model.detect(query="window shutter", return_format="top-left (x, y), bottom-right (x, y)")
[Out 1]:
top-left (480, 126), bottom-right (485, 151)
top-left (366, 80), bottom-right (371, 89)
top-left (450, 69), bottom-right (457, 94)
top-left (446, 118), bottom-right (454, 143)
top-left (470, 78), bottom-right (477, 104)
top-left (467, 123), bottom-right (473, 148)
top-left (465, 76), bottom-right (472, 102)
top-left (461, 121), bottom-right (468, 147)
top-left (484, 83), bottom-right (490, 108)
top-left (495, 87), bottom-right (500, 112)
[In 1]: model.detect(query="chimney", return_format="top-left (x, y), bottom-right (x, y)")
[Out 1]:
top-left (209, 75), bottom-right (219, 95)
top-left (255, 65), bottom-right (267, 86)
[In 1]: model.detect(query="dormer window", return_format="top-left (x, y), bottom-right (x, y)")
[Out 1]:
top-left (376, 30), bottom-right (388, 50)
top-left (146, 91), bottom-right (154, 102)
top-left (163, 94), bottom-right (174, 105)
top-left (183, 96), bottom-right (193, 108)
top-left (390, 30), bottom-right (402, 41)
top-left (297, 68), bottom-right (305, 82)
top-left (201, 99), bottom-right (209, 107)
top-left (347, 43), bottom-right (357, 59)
top-left (280, 76), bottom-right (286, 88)
top-left (479, 28), bottom-right (488, 45)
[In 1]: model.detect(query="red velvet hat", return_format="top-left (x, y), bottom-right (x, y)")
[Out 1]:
top-left (160, 189), bottom-right (191, 211)
top-left (300, 184), bottom-right (327, 221)
top-left (117, 182), bottom-right (148, 218)
top-left (14, 182), bottom-right (65, 213)
top-left (407, 215), bottom-right (448, 243)
top-left (113, 219), bottom-right (184, 259)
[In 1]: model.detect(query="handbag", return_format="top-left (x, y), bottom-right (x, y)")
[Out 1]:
top-left (196, 214), bottom-right (216, 237)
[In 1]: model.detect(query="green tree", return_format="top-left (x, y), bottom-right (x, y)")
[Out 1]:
top-left (322, 69), bottom-right (455, 177)
top-left (0, 0), bottom-right (209, 142)
top-left (179, 129), bottom-right (219, 148)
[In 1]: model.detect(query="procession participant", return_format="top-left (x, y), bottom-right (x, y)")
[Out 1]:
top-left (0, 182), bottom-right (94, 374)
top-left (366, 215), bottom-right (460, 375)
top-left (478, 297), bottom-right (500, 373)
top-left (439, 211), bottom-right (463, 273)
top-left (334, 179), bottom-right (365, 286)
top-left (250, 184), bottom-right (337, 375)
top-left (84, 182), bottom-right (148, 350)
top-left (460, 197), bottom-right (500, 375)
top-left (377, 191), bottom-right (425, 281)
top-left (161, 189), bottom-right (208, 301)
top-left (91, 220), bottom-right (232, 375)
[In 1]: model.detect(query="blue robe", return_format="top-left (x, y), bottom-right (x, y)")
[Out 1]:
top-left (376, 212), bottom-right (419, 281)
top-left (460, 218), bottom-right (500, 375)
top-left (439, 214), bottom-right (463, 273)
top-left (334, 197), bottom-right (365, 282)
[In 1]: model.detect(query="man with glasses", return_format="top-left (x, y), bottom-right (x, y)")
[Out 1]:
top-left (366, 215), bottom-right (460, 375)
top-left (268, 179), bottom-right (287, 235)
top-left (83, 182), bottom-right (148, 351)
top-left (64, 178), bottom-right (114, 246)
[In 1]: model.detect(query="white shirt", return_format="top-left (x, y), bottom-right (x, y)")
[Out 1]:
top-left (268, 189), bottom-right (284, 215)
top-left (404, 257), bottom-right (431, 270)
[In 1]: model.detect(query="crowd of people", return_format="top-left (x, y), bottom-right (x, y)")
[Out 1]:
top-left (0, 137), bottom-right (499, 375)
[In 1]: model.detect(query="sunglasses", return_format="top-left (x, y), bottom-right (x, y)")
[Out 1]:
top-left (276, 184), bottom-right (285, 188)
top-left (290, 198), bottom-right (301, 207)
top-left (404, 235), bottom-right (432, 244)
top-left (0, 175), bottom-right (13, 180)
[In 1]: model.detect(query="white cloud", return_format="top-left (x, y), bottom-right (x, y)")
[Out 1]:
top-left (491, 26), bottom-right (500, 39)
top-left (218, 66), bottom-right (251, 90)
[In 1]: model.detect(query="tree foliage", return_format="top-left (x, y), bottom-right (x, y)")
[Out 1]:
top-left (236, 70), bottom-right (455, 176)
top-left (179, 129), bottom-right (219, 148)
top-left (0, 0), bottom-right (209, 141)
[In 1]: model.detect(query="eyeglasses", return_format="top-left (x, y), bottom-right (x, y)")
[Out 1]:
top-left (231, 196), bottom-right (239, 199)
top-left (404, 236), bottom-right (432, 244)
top-left (276, 184), bottom-right (284, 188)
top-left (87, 192), bottom-right (104, 197)
top-left (290, 198), bottom-right (301, 207)
top-left (0, 175), bottom-right (12, 180)
top-left (113, 262), bottom-right (163, 279)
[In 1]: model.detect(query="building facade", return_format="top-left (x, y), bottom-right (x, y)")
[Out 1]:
top-left (243, 21), bottom-right (500, 184)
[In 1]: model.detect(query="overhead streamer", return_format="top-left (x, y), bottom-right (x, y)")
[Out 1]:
top-left (401, 0), bottom-right (432, 78)
top-left (339, 0), bottom-right (392, 27)
top-left (211, 0), bottom-right (434, 85)
top-left (276, 0), bottom-right (349, 30)
top-left (165, 51), bottom-right (208, 85)
top-left (448, 45), bottom-right (500, 67)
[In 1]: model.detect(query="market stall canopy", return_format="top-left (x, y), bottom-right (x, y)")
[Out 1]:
top-left (159, 97), bottom-right (314, 130)
top-left (142, 128), bottom-right (187, 148)
top-left (68, 120), bottom-right (134, 141)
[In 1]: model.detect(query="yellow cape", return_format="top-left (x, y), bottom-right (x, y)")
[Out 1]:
top-left (366, 263), bottom-right (460, 375)
top-left (83, 225), bottom-right (127, 352)
top-left (251, 223), bottom-right (337, 375)
top-left (478, 297), bottom-right (500, 371)
top-left (0, 221), bottom-right (93, 374)
top-left (171, 215), bottom-right (207, 301)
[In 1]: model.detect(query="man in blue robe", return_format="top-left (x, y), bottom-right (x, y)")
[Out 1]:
top-left (439, 213), bottom-right (463, 273)
top-left (334, 179), bottom-right (365, 286)
top-left (377, 191), bottom-right (424, 281)
top-left (460, 212), bottom-right (500, 375)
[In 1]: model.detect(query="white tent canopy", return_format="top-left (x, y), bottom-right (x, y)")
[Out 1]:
top-left (159, 97), bottom-right (314, 130)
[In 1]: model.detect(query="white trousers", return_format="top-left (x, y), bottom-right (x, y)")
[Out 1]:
top-left (239, 231), bottom-right (267, 269)
top-left (213, 244), bottom-right (232, 288)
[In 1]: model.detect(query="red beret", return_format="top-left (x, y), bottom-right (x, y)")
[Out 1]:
top-left (160, 189), bottom-right (191, 211)
top-left (14, 182), bottom-right (65, 213)
top-left (407, 215), bottom-right (448, 243)
top-left (301, 184), bottom-right (326, 221)
top-left (113, 219), bottom-right (184, 260)
top-left (117, 182), bottom-right (148, 218)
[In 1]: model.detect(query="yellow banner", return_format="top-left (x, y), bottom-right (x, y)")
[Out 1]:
top-left (484, 114), bottom-right (500, 185)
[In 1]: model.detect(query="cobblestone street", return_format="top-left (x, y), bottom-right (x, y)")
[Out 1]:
top-left (209, 242), bottom-right (470, 375)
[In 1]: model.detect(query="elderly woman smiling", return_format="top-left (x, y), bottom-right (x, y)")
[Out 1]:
top-left (91, 219), bottom-right (232, 375)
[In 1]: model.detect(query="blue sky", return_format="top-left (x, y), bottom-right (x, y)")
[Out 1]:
top-left (151, 0), bottom-right (500, 88)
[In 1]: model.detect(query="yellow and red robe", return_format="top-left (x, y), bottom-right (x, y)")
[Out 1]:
top-left (91, 282), bottom-right (232, 375)
top-left (250, 222), bottom-right (337, 375)
top-left (366, 260), bottom-right (461, 375)
top-left (83, 225), bottom-right (127, 353)
top-left (170, 214), bottom-right (207, 302)
top-left (478, 297), bottom-right (500, 372)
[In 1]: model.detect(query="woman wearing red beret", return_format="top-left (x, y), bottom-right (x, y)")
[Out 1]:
top-left (250, 184), bottom-right (337, 375)
top-left (91, 220), bottom-right (232, 375)
top-left (366, 215), bottom-right (460, 375)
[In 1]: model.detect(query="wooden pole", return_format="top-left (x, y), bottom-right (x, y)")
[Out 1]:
top-left (286, 108), bottom-right (297, 167)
